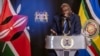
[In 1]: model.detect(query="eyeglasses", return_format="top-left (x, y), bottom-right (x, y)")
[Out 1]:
top-left (63, 8), bottom-right (70, 12)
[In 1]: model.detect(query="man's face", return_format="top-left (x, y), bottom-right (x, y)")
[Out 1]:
top-left (62, 7), bottom-right (70, 16)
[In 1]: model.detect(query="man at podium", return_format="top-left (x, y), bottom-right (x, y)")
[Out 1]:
top-left (49, 3), bottom-right (81, 56)
top-left (51, 3), bottom-right (81, 36)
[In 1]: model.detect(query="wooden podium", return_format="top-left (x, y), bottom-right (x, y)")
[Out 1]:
top-left (45, 35), bottom-right (86, 56)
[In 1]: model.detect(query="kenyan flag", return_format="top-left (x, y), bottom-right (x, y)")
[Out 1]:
top-left (0, 0), bottom-right (31, 56)
top-left (0, 41), bottom-right (19, 56)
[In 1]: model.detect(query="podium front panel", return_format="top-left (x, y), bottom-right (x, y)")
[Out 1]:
top-left (45, 35), bottom-right (86, 50)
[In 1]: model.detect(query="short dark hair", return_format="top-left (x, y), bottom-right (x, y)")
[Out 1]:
top-left (61, 3), bottom-right (70, 8)
top-left (61, 3), bottom-right (72, 13)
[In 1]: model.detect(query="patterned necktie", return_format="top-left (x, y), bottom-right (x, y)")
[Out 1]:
top-left (63, 19), bottom-right (69, 34)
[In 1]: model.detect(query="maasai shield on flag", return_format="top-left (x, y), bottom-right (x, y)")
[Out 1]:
top-left (0, 0), bottom-right (12, 23)
top-left (78, 0), bottom-right (100, 56)
top-left (0, 0), bottom-right (31, 56)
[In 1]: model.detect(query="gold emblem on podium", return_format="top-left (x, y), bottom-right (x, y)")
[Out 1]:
top-left (61, 36), bottom-right (74, 49)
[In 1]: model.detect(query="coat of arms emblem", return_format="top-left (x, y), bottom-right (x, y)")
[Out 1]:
top-left (35, 11), bottom-right (48, 22)
top-left (61, 36), bottom-right (74, 49)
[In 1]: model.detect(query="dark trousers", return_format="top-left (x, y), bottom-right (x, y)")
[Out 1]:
top-left (47, 50), bottom-right (57, 56)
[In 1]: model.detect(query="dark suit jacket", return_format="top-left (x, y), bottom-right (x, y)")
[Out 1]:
top-left (51, 13), bottom-right (81, 35)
